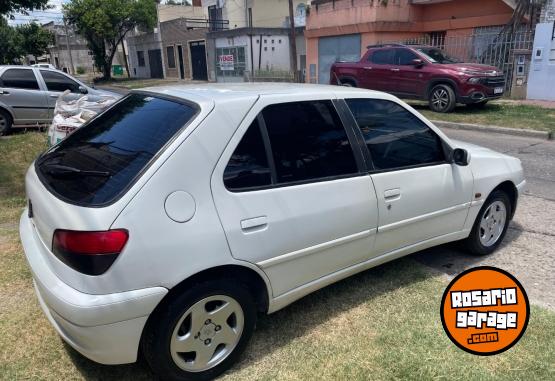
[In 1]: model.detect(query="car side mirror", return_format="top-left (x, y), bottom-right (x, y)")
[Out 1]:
top-left (452, 148), bottom-right (470, 166)
top-left (78, 86), bottom-right (88, 94)
top-left (412, 59), bottom-right (424, 68)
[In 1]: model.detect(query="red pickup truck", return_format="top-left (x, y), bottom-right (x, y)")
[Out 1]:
top-left (330, 44), bottom-right (505, 113)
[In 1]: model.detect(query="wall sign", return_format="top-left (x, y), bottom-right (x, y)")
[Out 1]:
top-left (219, 54), bottom-right (234, 71)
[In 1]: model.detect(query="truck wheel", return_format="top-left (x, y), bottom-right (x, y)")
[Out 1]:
top-left (142, 279), bottom-right (257, 381)
top-left (429, 84), bottom-right (456, 113)
top-left (0, 109), bottom-right (12, 136)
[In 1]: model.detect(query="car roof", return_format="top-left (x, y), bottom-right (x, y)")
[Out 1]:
top-left (137, 83), bottom-right (386, 106)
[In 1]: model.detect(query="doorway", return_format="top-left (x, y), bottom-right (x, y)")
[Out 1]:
top-left (177, 45), bottom-right (185, 80)
top-left (148, 49), bottom-right (163, 79)
top-left (189, 41), bottom-right (208, 80)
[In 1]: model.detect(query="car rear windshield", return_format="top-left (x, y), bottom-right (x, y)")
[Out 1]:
top-left (36, 93), bottom-right (198, 206)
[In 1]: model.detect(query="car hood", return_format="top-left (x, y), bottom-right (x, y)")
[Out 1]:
top-left (450, 139), bottom-right (496, 154)
top-left (444, 63), bottom-right (502, 76)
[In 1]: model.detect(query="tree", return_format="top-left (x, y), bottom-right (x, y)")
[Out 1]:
top-left (0, 18), bottom-right (23, 64)
top-left (1, 0), bottom-right (49, 16)
top-left (17, 22), bottom-right (54, 58)
top-left (64, 0), bottom-right (157, 80)
top-left (505, 0), bottom-right (547, 33)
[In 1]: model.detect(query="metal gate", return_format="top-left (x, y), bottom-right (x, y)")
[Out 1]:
top-left (215, 46), bottom-right (247, 82)
top-left (318, 34), bottom-right (361, 84)
top-left (190, 41), bottom-right (208, 81)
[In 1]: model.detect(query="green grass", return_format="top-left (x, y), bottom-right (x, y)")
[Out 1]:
top-left (1, 133), bottom-right (555, 380)
top-left (410, 102), bottom-right (555, 133)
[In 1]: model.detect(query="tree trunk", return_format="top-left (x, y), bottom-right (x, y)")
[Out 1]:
top-left (102, 59), bottom-right (111, 80)
top-left (121, 39), bottom-right (130, 79)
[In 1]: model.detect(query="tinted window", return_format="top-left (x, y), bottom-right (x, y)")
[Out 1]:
top-left (346, 99), bottom-right (445, 170)
top-left (0, 69), bottom-right (40, 90)
top-left (167, 46), bottom-right (176, 68)
top-left (40, 70), bottom-right (81, 92)
top-left (262, 100), bottom-right (358, 183)
top-left (224, 118), bottom-right (271, 190)
top-left (395, 49), bottom-right (419, 65)
top-left (370, 49), bottom-right (394, 65)
top-left (37, 94), bottom-right (198, 206)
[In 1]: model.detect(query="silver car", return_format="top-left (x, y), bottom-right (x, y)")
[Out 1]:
top-left (0, 65), bottom-right (116, 135)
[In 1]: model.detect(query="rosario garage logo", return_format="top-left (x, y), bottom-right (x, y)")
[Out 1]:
top-left (440, 266), bottom-right (529, 355)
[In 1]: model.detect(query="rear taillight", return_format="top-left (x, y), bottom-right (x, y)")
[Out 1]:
top-left (52, 229), bottom-right (128, 275)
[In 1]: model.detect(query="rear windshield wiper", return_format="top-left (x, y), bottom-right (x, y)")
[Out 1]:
top-left (43, 164), bottom-right (111, 178)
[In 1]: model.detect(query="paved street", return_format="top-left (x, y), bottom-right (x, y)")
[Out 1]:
top-left (415, 128), bottom-right (555, 310)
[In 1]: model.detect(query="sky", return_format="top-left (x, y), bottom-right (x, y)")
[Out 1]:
top-left (7, 0), bottom-right (67, 26)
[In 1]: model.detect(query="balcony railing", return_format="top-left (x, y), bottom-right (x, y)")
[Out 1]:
top-left (180, 17), bottom-right (229, 31)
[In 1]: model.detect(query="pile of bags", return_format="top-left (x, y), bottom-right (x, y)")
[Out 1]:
top-left (47, 90), bottom-right (119, 146)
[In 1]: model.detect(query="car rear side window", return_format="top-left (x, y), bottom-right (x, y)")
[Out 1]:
top-left (40, 70), bottom-right (81, 92)
top-left (345, 99), bottom-right (445, 170)
top-left (370, 49), bottom-right (394, 65)
top-left (262, 100), bottom-right (358, 184)
top-left (0, 68), bottom-right (40, 90)
top-left (224, 118), bottom-right (271, 190)
top-left (37, 93), bottom-right (198, 206)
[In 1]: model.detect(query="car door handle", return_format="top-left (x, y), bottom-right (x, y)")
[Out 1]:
top-left (390, 68), bottom-right (400, 72)
top-left (0, 90), bottom-right (9, 95)
top-left (240, 216), bottom-right (268, 232)
top-left (363, 66), bottom-right (373, 70)
top-left (384, 188), bottom-right (401, 201)
top-left (49, 94), bottom-right (59, 98)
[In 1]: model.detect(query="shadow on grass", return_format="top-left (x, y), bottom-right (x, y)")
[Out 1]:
top-left (63, 256), bottom-right (436, 380)
top-left (409, 101), bottom-right (502, 115)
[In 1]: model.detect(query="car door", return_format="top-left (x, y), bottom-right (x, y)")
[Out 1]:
top-left (0, 67), bottom-right (49, 125)
top-left (344, 97), bottom-right (473, 256)
top-left (361, 48), bottom-right (397, 93)
top-left (211, 95), bottom-right (378, 297)
top-left (393, 48), bottom-right (423, 96)
top-left (39, 70), bottom-right (84, 119)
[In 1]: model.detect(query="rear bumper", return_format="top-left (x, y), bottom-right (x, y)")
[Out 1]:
top-left (19, 212), bottom-right (168, 364)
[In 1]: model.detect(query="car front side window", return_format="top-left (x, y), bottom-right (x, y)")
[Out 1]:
top-left (370, 49), bottom-right (394, 65)
top-left (345, 98), bottom-right (446, 171)
top-left (40, 70), bottom-right (81, 93)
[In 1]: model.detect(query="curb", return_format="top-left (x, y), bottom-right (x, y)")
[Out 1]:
top-left (431, 120), bottom-right (553, 140)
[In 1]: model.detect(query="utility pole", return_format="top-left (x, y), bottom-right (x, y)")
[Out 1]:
top-left (288, 0), bottom-right (298, 82)
top-left (63, 17), bottom-right (75, 75)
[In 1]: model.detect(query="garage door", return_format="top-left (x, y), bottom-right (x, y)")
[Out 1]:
top-left (318, 34), bottom-right (361, 84)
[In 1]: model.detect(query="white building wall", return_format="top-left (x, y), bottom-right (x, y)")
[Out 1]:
top-left (527, 21), bottom-right (555, 101)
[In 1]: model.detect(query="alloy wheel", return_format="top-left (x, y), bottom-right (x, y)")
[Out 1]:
top-left (170, 295), bottom-right (244, 372)
top-left (431, 88), bottom-right (450, 111)
top-left (479, 201), bottom-right (507, 247)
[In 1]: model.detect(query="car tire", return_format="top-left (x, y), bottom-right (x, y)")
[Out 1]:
top-left (0, 109), bottom-right (12, 136)
top-left (429, 84), bottom-right (456, 113)
top-left (341, 80), bottom-right (355, 87)
top-left (142, 279), bottom-right (257, 381)
top-left (466, 100), bottom-right (488, 109)
top-left (464, 190), bottom-right (512, 256)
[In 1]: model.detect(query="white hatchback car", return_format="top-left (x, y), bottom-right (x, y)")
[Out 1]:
top-left (20, 84), bottom-right (525, 380)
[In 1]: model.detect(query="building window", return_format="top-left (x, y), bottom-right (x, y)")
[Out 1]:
top-left (264, 47), bottom-right (267, 51)
top-left (271, 39), bottom-right (274, 43)
top-left (264, 39), bottom-right (267, 43)
top-left (208, 5), bottom-right (224, 31)
top-left (272, 47), bottom-right (275, 51)
top-left (279, 39), bottom-right (282, 44)
top-left (137, 51), bottom-right (145, 67)
top-left (166, 46), bottom-right (176, 69)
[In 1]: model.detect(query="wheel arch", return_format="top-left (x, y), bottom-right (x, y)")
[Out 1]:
top-left (426, 78), bottom-right (459, 98)
top-left (338, 76), bottom-right (358, 87)
top-left (152, 264), bottom-right (271, 316)
top-left (0, 105), bottom-right (14, 122)
top-left (489, 180), bottom-right (518, 220)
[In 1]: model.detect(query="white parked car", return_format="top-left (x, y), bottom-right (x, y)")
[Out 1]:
top-left (20, 84), bottom-right (525, 380)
